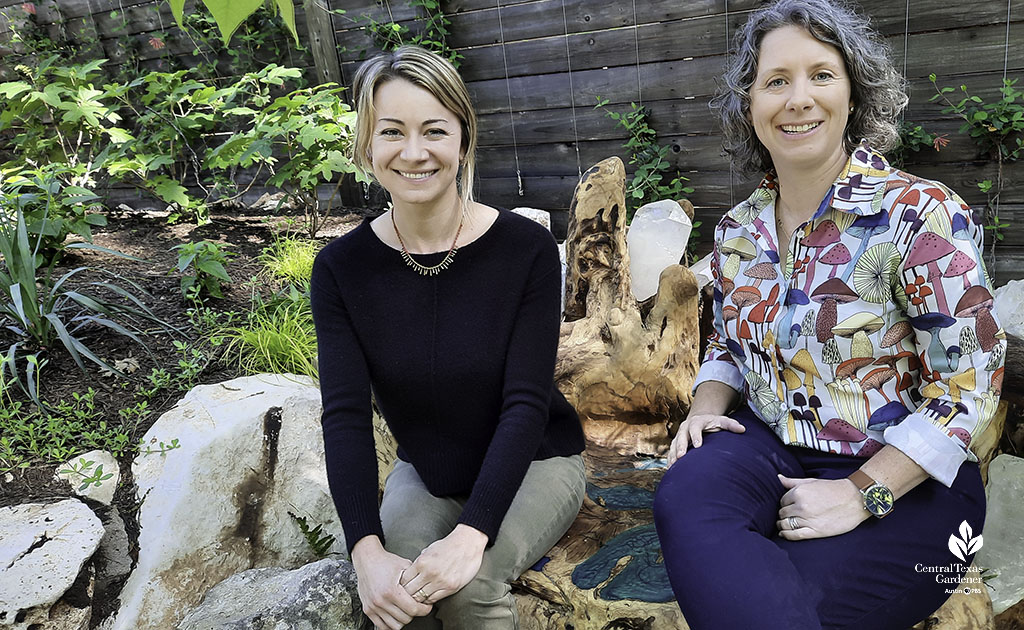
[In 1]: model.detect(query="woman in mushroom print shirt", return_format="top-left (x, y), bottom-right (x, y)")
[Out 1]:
top-left (712, 153), bottom-right (1002, 461)
top-left (652, 1), bottom-right (1005, 629)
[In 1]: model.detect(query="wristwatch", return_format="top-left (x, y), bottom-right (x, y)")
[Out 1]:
top-left (849, 470), bottom-right (894, 518)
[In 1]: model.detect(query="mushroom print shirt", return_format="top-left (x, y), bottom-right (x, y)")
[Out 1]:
top-left (696, 143), bottom-right (1006, 486)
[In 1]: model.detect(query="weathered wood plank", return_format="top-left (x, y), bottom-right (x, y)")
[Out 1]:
top-left (903, 22), bottom-right (1024, 79)
top-left (858, 0), bottom-right (1017, 36)
top-left (307, 0), bottom-right (343, 86)
top-left (477, 98), bottom-right (724, 145)
top-left (476, 134), bottom-right (726, 178)
top-left (453, 14), bottom-right (747, 83)
top-left (330, 0), bottom-right (421, 33)
top-left (475, 168), bottom-right (744, 210)
top-left (448, 0), bottom-right (634, 49)
top-left (345, 54), bottom-right (726, 114)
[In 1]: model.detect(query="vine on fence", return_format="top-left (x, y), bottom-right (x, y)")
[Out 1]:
top-left (354, 0), bottom-right (461, 67)
top-left (888, 120), bottom-right (946, 169)
top-left (594, 99), bottom-right (695, 212)
top-left (930, 75), bottom-right (1024, 261)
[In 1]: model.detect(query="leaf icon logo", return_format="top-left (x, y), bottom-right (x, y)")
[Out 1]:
top-left (948, 520), bottom-right (983, 561)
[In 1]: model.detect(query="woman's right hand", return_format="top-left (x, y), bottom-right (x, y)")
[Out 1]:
top-left (351, 536), bottom-right (433, 630)
top-left (667, 414), bottom-right (746, 466)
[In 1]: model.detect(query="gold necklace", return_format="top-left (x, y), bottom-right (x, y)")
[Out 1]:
top-left (390, 205), bottom-right (465, 276)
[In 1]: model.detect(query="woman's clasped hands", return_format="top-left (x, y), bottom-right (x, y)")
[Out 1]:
top-left (351, 536), bottom-right (430, 630)
top-left (352, 525), bottom-right (488, 630)
top-left (398, 524), bottom-right (487, 606)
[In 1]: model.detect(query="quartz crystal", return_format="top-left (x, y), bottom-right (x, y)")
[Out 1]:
top-left (994, 278), bottom-right (1024, 338)
top-left (627, 200), bottom-right (692, 301)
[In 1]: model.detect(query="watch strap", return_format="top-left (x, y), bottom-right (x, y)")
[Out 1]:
top-left (849, 469), bottom-right (875, 491)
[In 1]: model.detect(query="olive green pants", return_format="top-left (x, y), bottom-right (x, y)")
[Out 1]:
top-left (379, 455), bottom-right (586, 630)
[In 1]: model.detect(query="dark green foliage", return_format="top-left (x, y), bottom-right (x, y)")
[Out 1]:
top-left (594, 98), bottom-right (695, 221)
top-left (174, 241), bottom-right (234, 300)
top-left (289, 511), bottom-right (337, 558)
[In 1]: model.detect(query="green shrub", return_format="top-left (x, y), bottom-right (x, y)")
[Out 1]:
top-left (0, 56), bottom-right (130, 180)
top-left (205, 79), bottom-right (365, 237)
top-left (173, 240), bottom-right (234, 300)
top-left (260, 237), bottom-right (318, 286)
top-left (223, 286), bottom-right (317, 378)
top-left (1, 164), bottom-right (107, 265)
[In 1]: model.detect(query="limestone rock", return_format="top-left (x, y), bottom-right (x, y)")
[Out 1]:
top-left (0, 499), bottom-right (103, 627)
top-left (177, 557), bottom-right (363, 630)
top-left (93, 508), bottom-right (131, 605)
top-left (56, 450), bottom-right (120, 505)
top-left (627, 200), bottom-right (692, 301)
top-left (511, 207), bottom-right (552, 231)
top-left (106, 374), bottom-right (345, 630)
top-left (558, 158), bottom-right (701, 455)
top-left (994, 279), bottom-right (1024, 339)
top-left (249, 192), bottom-right (293, 213)
top-left (975, 454), bottom-right (1024, 615)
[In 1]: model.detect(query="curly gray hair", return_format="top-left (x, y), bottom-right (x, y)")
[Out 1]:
top-left (710, 0), bottom-right (908, 174)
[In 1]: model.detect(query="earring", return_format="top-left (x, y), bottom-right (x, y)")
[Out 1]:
top-left (849, 105), bottom-right (855, 113)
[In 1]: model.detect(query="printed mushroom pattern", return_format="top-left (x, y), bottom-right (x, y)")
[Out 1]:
top-left (698, 145), bottom-right (1006, 478)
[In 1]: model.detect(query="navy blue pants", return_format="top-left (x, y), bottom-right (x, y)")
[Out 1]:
top-left (653, 408), bottom-right (986, 630)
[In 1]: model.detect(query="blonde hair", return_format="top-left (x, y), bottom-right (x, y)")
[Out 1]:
top-left (352, 46), bottom-right (477, 207)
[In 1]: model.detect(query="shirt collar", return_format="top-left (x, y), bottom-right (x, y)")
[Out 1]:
top-left (727, 141), bottom-right (892, 227)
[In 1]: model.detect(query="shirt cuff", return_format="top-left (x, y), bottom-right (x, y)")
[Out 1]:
top-left (883, 413), bottom-right (970, 487)
top-left (694, 360), bottom-right (745, 395)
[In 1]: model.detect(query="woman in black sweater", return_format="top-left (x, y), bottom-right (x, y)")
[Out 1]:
top-left (310, 46), bottom-right (586, 630)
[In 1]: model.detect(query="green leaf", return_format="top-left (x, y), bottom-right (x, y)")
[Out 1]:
top-left (196, 260), bottom-right (230, 282)
top-left (199, 0), bottom-right (264, 45)
top-left (63, 186), bottom-right (101, 205)
top-left (0, 82), bottom-right (31, 99)
top-left (169, 0), bottom-right (186, 29)
top-left (272, 0), bottom-right (301, 46)
top-left (153, 178), bottom-right (190, 206)
top-left (106, 127), bottom-right (135, 143)
top-left (297, 124), bottom-right (337, 149)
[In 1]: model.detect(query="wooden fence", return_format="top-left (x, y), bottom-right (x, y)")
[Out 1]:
top-left (1, 0), bottom-right (1021, 283)
top-left (322, 0), bottom-right (1024, 285)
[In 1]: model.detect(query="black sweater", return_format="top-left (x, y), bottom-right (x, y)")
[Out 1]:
top-left (310, 209), bottom-right (585, 552)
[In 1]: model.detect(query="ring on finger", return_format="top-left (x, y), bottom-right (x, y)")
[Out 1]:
top-left (788, 516), bottom-right (798, 530)
top-left (416, 588), bottom-right (428, 603)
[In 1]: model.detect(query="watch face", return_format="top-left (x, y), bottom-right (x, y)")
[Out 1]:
top-left (864, 484), bottom-right (894, 517)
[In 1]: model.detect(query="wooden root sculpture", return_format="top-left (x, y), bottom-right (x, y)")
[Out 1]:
top-left (556, 157), bottom-right (702, 455)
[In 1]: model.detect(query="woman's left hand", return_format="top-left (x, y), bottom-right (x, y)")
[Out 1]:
top-left (400, 524), bottom-right (488, 604)
top-left (776, 474), bottom-right (870, 540)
